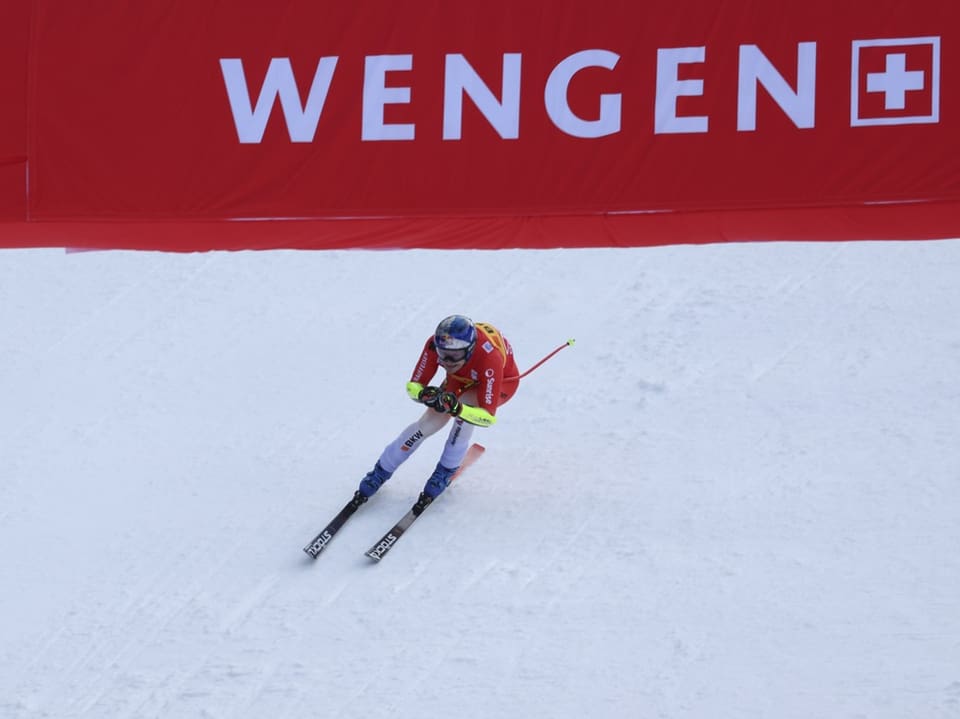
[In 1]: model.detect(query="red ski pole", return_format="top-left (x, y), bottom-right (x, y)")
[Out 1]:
top-left (509, 338), bottom-right (575, 381)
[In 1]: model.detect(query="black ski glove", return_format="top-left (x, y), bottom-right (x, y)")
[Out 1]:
top-left (437, 391), bottom-right (461, 415)
top-left (418, 385), bottom-right (443, 409)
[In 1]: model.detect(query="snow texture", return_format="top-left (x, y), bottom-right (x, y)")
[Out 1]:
top-left (1, 241), bottom-right (959, 719)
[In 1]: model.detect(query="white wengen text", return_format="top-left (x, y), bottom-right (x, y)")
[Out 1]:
top-left (219, 44), bottom-right (820, 144)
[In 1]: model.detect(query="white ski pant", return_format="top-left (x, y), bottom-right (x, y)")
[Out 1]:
top-left (377, 390), bottom-right (478, 474)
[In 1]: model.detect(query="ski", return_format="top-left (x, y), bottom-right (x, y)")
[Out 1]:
top-left (302, 493), bottom-right (365, 559)
top-left (365, 442), bottom-right (485, 562)
top-left (364, 497), bottom-right (431, 562)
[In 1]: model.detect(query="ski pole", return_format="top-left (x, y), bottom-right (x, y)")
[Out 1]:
top-left (511, 338), bottom-right (575, 381)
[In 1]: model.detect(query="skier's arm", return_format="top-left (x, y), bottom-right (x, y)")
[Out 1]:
top-left (406, 381), bottom-right (426, 400)
top-left (444, 346), bottom-right (503, 426)
top-left (406, 337), bottom-right (442, 403)
top-left (410, 337), bottom-right (439, 385)
top-left (406, 382), bottom-right (496, 426)
top-left (457, 404), bottom-right (496, 427)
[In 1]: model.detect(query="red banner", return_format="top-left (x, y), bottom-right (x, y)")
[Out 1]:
top-left (1, 0), bottom-right (958, 249)
top-left (0, 2), bottom-right (29, 223)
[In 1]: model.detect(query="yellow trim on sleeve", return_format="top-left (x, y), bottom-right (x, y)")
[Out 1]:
top-left (458, 404), bottom-right (497, 427)
top-left (406, 381), bottom-right (424, 401)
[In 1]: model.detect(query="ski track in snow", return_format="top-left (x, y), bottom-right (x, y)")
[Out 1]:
top-left (1, 242), bottom-right (960, 718)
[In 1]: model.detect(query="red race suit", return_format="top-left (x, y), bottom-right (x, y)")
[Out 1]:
top-left (410, 322), bottom-right (519, 418)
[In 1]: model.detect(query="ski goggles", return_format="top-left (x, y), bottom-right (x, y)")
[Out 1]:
top-left (436, 347), bottom-right (469, 364)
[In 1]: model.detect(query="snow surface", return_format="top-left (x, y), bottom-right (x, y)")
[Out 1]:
top-left (1, 241), bottom-right (960, 719)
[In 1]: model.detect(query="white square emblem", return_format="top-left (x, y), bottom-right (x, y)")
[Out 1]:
top-left (851, 37), bottom-right (940, 126)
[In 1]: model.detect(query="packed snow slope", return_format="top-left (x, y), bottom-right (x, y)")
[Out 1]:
top-left (1, 242), bottom-right (959, 719)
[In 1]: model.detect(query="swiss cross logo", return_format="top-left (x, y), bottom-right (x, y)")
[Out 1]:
top-left (851, 37), bottom-right (940, 126)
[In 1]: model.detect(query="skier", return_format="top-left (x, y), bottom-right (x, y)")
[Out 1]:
top-left (352, 315), bottom-right (519, 508)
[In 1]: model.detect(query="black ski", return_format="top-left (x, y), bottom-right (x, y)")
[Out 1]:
top-left (364, 495), bottom-right (434, 562)
top-left (364, 442), bottom-right (486, 562)
top-left (302, 493), bottom-right (365, 559)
